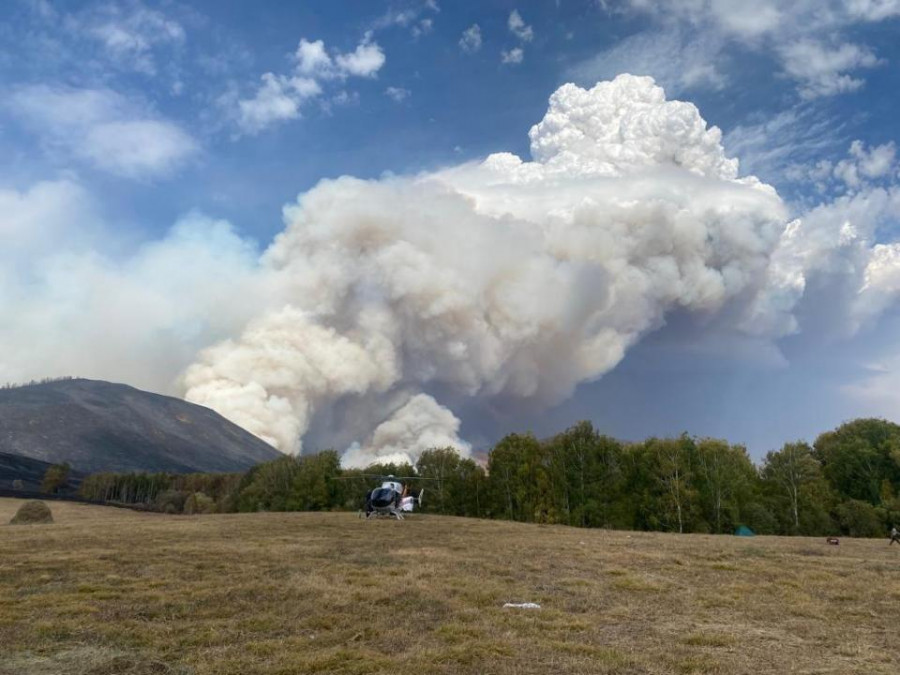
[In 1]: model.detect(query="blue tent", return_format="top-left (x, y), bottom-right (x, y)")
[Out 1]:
top-left (734, 525), bottom-right (755, 537)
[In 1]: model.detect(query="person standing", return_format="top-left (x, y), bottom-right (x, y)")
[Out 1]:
top-left (891, 526), bottom-right (900, 545)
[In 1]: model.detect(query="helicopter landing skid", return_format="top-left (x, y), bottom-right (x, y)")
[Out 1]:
top-left (362, 507), bottom-right (404, 520)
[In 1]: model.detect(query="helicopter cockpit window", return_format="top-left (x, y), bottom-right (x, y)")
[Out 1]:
top-left (371, 488), bottom-right (395, 504)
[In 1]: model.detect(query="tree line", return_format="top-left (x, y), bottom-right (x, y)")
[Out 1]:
top-left (70, 417), bottom-right (900, 537)
top-left (1, 376), bottom-right (76, 390)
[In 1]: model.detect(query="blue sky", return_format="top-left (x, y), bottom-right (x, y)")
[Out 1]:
top-left (3, 0), bottom-right (900, 463)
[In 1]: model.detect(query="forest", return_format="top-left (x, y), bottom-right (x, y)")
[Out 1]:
top-left (73, 417), bottom-right (900, 537)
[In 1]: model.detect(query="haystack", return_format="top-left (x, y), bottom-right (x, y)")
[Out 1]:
top-left (9, 500), bottom-right (53, 525)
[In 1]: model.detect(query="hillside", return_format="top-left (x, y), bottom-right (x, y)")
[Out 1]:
top-left (1, 500), bottom-right (899, 674)
top-left (0, 451), bottom-right (83, 491)
top-left (0, 379), bottom-right (281, 475)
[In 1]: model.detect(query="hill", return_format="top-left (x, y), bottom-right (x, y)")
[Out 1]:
top-left (1, 500), bottom-right (898, 675)
top-left (0, 451), bottom-right (83, 492)
top-left (0, 379), bottom-right (281, 475)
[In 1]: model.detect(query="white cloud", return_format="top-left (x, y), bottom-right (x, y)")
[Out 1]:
top-left (385, 86), bottom-right (411, 103)
top-left (330, 90), bottom-right (360, 107)
top-left (8, 85), bottom-right (197, 179)
top-left (508, 10), bottom-right (534, 42)
top-left (844, 0), bottom-right (900, 21)
top-left (235, 34), bottom-right (385, 134)
top-left (780, 40), bottom-right (881, 99)
top-left (833, 141), bottom-right (898, 189)
top-left (75, 1), bottom-right (186, 76)
top-left (412, 18), bottom-right (434, 39)
top-left (295, 39), bottom-right (333, 77)
top-left (371, 1), bottom-right (440, 36)
top-left (783, 140), bottom-right (898, 193)
top-left (459, 24), bottom-right (482, 53)
top-left (724, 107), bottom-right (842, 186)
top-left (334, 34), bottom-right (386, 77)
top-left (237, 73), bottom-right (321, 134)
top-left (611, 0), bottom-right (898, 98)
top-left (501, 47), bottom-right (524, 64)
top-left (746, 177), bottom-right (900, 338)
top-left (852, 140), bottom-right (897, 179)
top-left (567, 29), bottom-right (726, 95)
top-left (293, 36), bottom-right (386, 80)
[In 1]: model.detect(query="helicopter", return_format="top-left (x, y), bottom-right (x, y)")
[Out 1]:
top-left (351, 474), bottom-right (433, 520)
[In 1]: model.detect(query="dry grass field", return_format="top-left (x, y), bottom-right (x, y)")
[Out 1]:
top-left (1, 498), bottom-right (899, 675)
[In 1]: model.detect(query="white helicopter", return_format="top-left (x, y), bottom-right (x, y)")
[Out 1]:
top-left (359, 475), bottom-right (430, 520)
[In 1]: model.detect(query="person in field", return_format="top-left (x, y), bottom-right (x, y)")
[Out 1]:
top-left (891, 526), bottom-right (900, 545)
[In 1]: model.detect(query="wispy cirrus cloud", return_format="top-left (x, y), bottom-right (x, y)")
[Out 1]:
top-left (580, 0), bottom-right (900, 99)
top-left (370, 1), bottom-right (439, 38)
top-left (74, 1), bottom-right (186, 76)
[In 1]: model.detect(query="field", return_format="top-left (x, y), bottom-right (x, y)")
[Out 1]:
top-left (1, 499), bottom-right (899, 675)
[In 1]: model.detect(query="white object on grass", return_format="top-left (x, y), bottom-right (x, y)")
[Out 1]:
top-left (503, 602), bottom-right (541, 609)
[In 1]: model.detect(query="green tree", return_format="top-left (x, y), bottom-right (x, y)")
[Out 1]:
top-left (695, 439), bottom-right (759, 534)
top-left (814, 419), bottom-right (900, 505)
top-left (835, 499), bottom-right (884, 537)
top-left (543, 422), bottom-right (627, 528)
top-left (486, 433), bottom-right (554, 522)
top-left (236, 456), bottom-right (300, 511)
top-left (41, 463), bottom-right (70, 494)
top-left (762, 442), bottom-right (831, 534)
top-left (288, 450), bottom-right (342, 511)
top-left (417, 447), bottom-right (486, 517)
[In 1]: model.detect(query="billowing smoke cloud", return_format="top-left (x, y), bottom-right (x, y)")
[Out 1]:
top-left (182, 74), bottom-right (794, 466)
top-left (6, 75), bottom-right (900, 467)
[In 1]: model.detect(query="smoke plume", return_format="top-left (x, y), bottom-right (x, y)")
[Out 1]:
top-left (182, 74), bottom-right (793, 466)
top-left (7, 75), bottom-right (898, 466)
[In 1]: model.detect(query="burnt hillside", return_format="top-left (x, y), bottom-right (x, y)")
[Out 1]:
top-left (0, 450), bottom-right (83, 491)
top-left (0, 379), bottom-right (281, 475)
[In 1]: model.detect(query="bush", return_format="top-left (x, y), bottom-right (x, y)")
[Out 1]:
top-left (184, 492), bottom-right (216, 515)
top-left (10, 500), bottom-right (53, 525)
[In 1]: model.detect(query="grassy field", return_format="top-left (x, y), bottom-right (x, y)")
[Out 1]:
top-left (1, 498), bottom-right (899, 675)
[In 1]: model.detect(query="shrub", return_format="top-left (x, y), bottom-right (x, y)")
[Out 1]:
top-left (184, 492), bottom-right (216, 515)
top-left (10, 500), bottom-right (53, 525)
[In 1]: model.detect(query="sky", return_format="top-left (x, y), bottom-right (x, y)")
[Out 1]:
top-left (2, 0), bottom-right (900, 465)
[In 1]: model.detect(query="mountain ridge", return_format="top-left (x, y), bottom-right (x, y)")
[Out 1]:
top-left (0, 378), bottom-right (281, 474)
